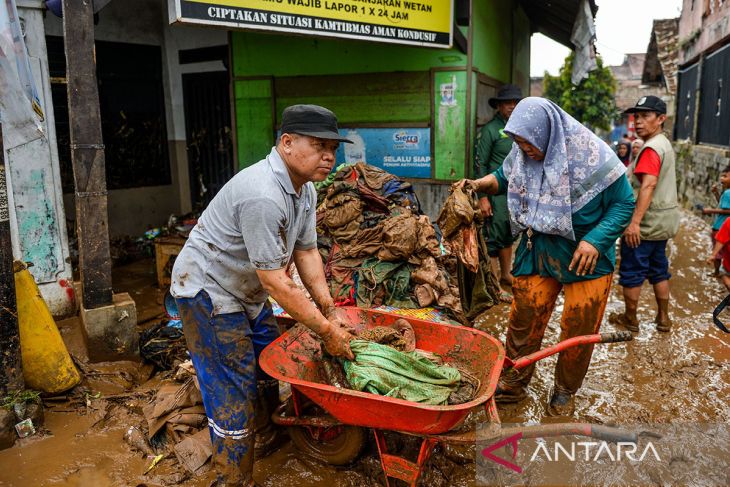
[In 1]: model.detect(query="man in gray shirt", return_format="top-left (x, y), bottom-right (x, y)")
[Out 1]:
top-left (171, 105), bottom-right (353, 486)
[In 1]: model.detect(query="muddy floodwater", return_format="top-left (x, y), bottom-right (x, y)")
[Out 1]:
top-left (0, 213), bottom-right (727, 486)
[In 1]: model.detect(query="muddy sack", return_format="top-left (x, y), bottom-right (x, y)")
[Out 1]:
top-left (437, 186), bottom-right (481, 272)
top-left (458, 230), bottom-right (501, 321)
top-left (343, 339), bottom-right (461, 405)
top-left (437, 186), bottom-right (475, 238)
top-left (377, 212), bottom-right (418, 261)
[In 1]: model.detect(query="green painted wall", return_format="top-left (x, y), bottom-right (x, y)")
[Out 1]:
top-left (433, 71), bottom-right (467, 180)
top-left (273, 72), bottom-right (431, 125)
top-left (231, 0), bottom-right (528, 177)
top-left (231, 31), bottom-right (466, 77)
top-left (511, 5), bottom-right (532, 94)
top-left (469, 70), bottom-right (479, 178)
top-left (471, 0), bottom-right (513, 84)
top-left (234, 79), bottom-right (274, 166)
top-left (231, 31), bottom-right (468, 171)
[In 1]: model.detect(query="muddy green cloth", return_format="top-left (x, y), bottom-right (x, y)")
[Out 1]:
top-left (458, 229), bottom-right (501, 321)
top-left (343, 340), bottom-right (461, 405)
top-left (315, 162), bottom-right (352, 191)
top-left (356, 258), bottom-right (416, 309)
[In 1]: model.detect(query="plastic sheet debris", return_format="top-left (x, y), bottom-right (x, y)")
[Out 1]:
top-left (14, 418), bottom-right (34, 438)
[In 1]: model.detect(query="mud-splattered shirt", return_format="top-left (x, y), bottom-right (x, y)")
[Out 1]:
top-left (170, 147), bottom-right (317, 318)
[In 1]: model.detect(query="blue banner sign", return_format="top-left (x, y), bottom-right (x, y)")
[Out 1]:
top-left (335, 127), bottom-right (431, 178)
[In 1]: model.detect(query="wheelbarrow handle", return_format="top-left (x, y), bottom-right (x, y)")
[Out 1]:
top-left (589, 425), bottom-right (639, 443)
top-left (484, 423), bottom-right (642, 444)
top-left (598, 331), bottom-right (634, 343)
top-left (505, 332), bottom-right (633, 370)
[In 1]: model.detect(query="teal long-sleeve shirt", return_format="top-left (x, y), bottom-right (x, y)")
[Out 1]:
top-left (493, 166), bottom-right (636, 283)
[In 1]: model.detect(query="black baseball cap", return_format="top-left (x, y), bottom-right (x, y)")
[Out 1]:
top-left (280, 104), bottom-right (353, 143)
top-left (489, 84), bottom-right (523, 108)
top-left (624, 95), bottom-right (667, 115)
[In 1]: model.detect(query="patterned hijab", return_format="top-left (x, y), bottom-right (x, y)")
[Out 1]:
top-left (501, 97), bottom-right (626, 241)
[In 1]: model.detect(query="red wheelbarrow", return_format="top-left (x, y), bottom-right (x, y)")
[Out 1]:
top-left (259, 307), bottom-right (636, 486)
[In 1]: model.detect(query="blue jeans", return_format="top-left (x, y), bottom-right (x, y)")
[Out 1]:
top-left (618, 239), bottom-right (671, 288)
top-left (176, 290), bottom-right (279, 485)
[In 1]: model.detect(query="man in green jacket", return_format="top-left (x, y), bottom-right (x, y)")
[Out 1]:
top-left (474, 84), bottom-right (523, 299)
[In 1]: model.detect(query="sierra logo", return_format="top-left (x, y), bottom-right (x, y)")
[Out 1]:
top-left (393, 131), bottom-right (420, 147)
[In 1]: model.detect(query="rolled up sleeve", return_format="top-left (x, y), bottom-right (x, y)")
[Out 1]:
top-left (490, 166), bottom-right (509, 195)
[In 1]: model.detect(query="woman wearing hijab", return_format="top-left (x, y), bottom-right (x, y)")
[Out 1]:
top-left (462, 98), bottom-right (635, 415)
top-left (630, 138), bottom-right (644, 165)
top-left (616, 140), bottom-right (632, 166)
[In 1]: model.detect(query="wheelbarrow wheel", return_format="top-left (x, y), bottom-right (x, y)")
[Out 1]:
top-left (288, 424), bottom-right (366, 465)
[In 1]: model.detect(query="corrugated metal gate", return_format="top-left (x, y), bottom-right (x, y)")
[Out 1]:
top-left (697, 43), bottom-right (730, 146)
top-left (675, 62), bottom-right (698, 141)
top-left (182, 71), bottom-right (234, 210)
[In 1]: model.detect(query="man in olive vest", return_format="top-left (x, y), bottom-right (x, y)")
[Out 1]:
top-left (474, 84), bottom-right (523, 300)
top-left (610, 96), bottom-right (679, 333)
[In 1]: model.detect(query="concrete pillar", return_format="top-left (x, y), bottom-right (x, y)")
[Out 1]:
top-left (4, 0), bottom-right (75, 318)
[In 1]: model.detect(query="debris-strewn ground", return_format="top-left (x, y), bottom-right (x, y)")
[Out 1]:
top-left (0, 212), bottom-right (727, 487)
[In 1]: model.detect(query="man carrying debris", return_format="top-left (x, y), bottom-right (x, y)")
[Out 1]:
top-left (171, 105), bottom-right (354, 486)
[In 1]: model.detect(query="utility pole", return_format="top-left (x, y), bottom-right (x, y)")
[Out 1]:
top-left (62, 0), bottom-right (113, 309)
top-left (0, 126), bottom-right (24, 395)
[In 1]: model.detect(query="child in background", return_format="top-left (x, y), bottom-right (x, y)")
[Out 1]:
top-left (708, 217), bottom-right (730, 291)
top-left (703, 167), bottom-right (730, 275)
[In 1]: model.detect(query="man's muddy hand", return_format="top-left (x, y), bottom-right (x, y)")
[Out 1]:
top-left (325, 306), bottom-right (357, 335)
top-left (321, 324), bottom-right (354, 360)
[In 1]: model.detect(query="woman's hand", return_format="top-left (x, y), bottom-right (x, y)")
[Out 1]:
top-left (478, 197), bottom-right (493, 218)
top-left (568, 241), bottom-right (600, 276)
top-left (454, 179), bottom-right (477, 191)
top-left (455, 175), bottom-right (498, 195)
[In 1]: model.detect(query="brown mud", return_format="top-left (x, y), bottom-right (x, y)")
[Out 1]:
top-left (0, 213), bottom-right (727, 486)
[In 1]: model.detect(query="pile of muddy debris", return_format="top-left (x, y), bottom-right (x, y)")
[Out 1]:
top-left (316, 163), bottom-right (463, 317)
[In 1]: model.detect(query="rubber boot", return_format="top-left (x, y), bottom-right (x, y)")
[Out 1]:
top-left (608, 296), bottom-right (639, 333)
top-left (547, 390), bottom-right (575, 417)
top-left (494, 369), bottom-right (529, 404)
top-left (254, 379), bottom-right (285, 459)
top-left (655, 298), bottom-right (672, 333)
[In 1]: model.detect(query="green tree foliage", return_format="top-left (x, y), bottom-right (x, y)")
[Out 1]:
top-left (543, 52), bottom-right (618, 131)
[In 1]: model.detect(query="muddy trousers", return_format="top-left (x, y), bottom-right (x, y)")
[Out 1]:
top-left (501, 274), bottom-right (612, 396)
top-left (176, 290), bottom-right (280, 485)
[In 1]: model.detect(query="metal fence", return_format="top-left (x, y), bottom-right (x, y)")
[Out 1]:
top-left (675, 63), bottom-right (698, 140)
top-left (677, 42), bottom-right (730, 146)
top-left (697, 43), bottom-right (730, 146)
